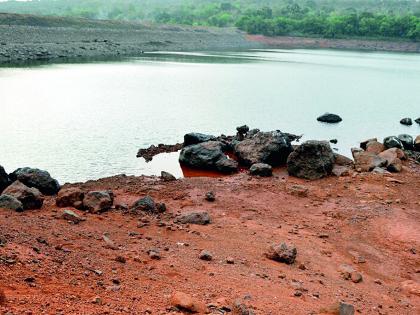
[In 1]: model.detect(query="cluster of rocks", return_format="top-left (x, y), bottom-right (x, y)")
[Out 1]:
top-left (353, 134), bottom-right (420, 173)
top-left (0, 166), bottom-right (60, 211)
top-left (178, 126), bottom-right (346, 180)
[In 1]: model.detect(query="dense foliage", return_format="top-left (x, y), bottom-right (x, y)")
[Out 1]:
top-left (0, 0), bottom-right (419, 41)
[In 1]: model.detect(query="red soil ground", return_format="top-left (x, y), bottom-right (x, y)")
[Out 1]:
top-left (1, 161), bottom-right (419, 314)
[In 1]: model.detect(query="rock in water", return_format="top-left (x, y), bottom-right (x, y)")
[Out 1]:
top-left (0, 194), bottom-right (23, 212)
top-left (179, 141), bottom-right (238, 173)
top-left (287, 141), bottom-right (335, 179)
top-left (383, 136), bottom-right (403, 149)
top-left (82, 191), bottom-right (113, 213)
top-left (0, 166), bottom-right (10, 193)
top-left (183, 132), bottom-right (216, 146)
top-left (317, 113), bottom-right (342, 123)
top-left (56, 187), bottom-right (84, 208)
top-left (9, 167), bottom-right (60, 195)
top-left (400, 117), bottom-right (412, 125)
top-left (415, 118), bottom-right (420, 125)
top-left (234, 131), bottom-right (292, 166)
top-left (265, 242), bottom-right (297, 264)
top-left (176, 211), bottom-right (211, 225)
top-left (2, 181), bottom-right (43, 210)
top-left (249, 163), bottom-right (273, 177)
top-left (398, 134), bottom-right (414, 150)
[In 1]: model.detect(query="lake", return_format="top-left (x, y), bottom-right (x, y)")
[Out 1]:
top-left (0, 49), bottom-right (419, 183)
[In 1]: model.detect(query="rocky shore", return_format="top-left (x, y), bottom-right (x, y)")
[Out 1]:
top-left (1, 125), bottom-right (420, 314)
top-left (0, 13), bottom-right (262, 64)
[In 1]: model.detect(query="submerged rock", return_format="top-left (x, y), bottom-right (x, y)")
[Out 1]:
top-left (265, 242), bottom-right (297, 264)
top-left (249, 163), bottom-right (272, 177)
top-left (400, 117), bottom-right (412, 126)
top-left (317, 113), bottom-right (342, 123)
top-left (2, 181), bottom-right (44, 210)
top-left (83, 191), bottom-right (113, 213)
top-left (9, 167), bottom-right (60, 195)
top-left (0, 166), bottom-right (10, 194)
top-left (234, 131), bottom-right (292, 166)
top-left (383, 136), bottom-right (403, 149)
top-left (183, 132), bottom-right (216, 146)
top-left (0, 194), bottom-right (23, 212)
top-left (398, 134), bottom-right (414, 150)
top-left (287, 141), bottom-right (335, 179)
top-left (179, 141), bottom-right (238, 173)
top-left (415, 118), bottom-right (420, 125)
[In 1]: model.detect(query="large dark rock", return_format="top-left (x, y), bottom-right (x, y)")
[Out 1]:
top-left (179, 141), bottom-right (238, 173)
top-left (2, 181), bottom-right (44, 210)
top-left (83, 190), bottom-right (113, 213)
top-left (183, 133), bottom-right (216, 146)
top-left (236, 125), bottom-right (250, 134)
top-left (317, 113), bottom-right (342, 123)
top-left (249, 163), bottom-right (272, 177)
top-left (234, 131), bottom-right (292, 166)
top-left (0, 166), bottom-right (10, 193)
top-left (383, 136), bottom-right (403, 149)
top-left (415, 118), bottom-right (420, 125)
top-left (287, 141), bottom-right (335, 179)
top-left (398, 134), bottom-right (414, 150)
top-left (9, 167), bottom-right (60, 195)
top-left (131, 195), bottom-right (160, 213)
top-left (0, 194), bottom-right (23, 212)
top-left (400, 118), bottom-right (412, 126)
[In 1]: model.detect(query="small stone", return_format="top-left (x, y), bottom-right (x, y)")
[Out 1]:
top-left (249, 163), bottom-right (273, 177)
top-left (92, 296), bottom-right (102, 305)
top-left (205, 191), bottom-right (215, 202)
top-left (115, 256), bottom-right (126, 263)
top-left (0, 194), bottom-right (23, 212)
top-left (175, 211), bottom-right (211, 225)
top-left (62, 210), bottom-right (84, 224)
top-left (351, 271), bottom-right (363, 283)
top-left (226, 257), bottom-right (235, 264)
top-left (161, 171), bottom-right (176, 181)
top-left (56, 187), bottom-right (84, 208)
top-left (265, 242), bottom-right (297, 264)
top-left (199, 250), bottom-right (213, 261)
top-left (170, 291), bottom-right (206, 313)
top-left (148, 249), bottom-right (161, 260)
top-left (0, 288), bottom-right (6, 305)
top-left (83, 191), bottom-right (113, 213)
top-left (287, 185), bottom-right (309, 197)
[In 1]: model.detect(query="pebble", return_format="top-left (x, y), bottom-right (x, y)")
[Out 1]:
top-left (199, 250), bottom-right (213, 261)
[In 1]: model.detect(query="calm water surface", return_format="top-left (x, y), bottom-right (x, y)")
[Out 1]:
top-left (0, 49), bottom-right (419, 183)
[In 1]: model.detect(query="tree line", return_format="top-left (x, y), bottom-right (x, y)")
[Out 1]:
top-left (0, 0), bottom-right (419, 41)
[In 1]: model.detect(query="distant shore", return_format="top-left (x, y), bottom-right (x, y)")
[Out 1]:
top-left (1, 13), bottom-right (419, 65)
top-left (247, 34), bottom-right (420, 53)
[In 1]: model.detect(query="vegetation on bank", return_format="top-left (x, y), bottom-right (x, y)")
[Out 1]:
top-left (0, 0), bottom-right (419, 41)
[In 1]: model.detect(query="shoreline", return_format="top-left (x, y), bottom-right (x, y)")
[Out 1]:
top-left (1, 13), bottom-right (419, 65)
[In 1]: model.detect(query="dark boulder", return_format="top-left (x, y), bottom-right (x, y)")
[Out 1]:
top-left (2, 181), bottom-right (43, 210)
top-left (56, 187), bottom-right (84, 208)
top-left (131, 195), bottom-right (155, 212)
top-left (9, 167), bottom-right (60, 195)
top-left (179, 141), bottom-right (238, 173)
top-left (83, 191), bottom-right (113, 213)
top-left (415, 118), bottom-right (420, 125)
top-left (236, 125), bottom-right (250, 134)
top-left (234, 131), bottom-right (292, 166)
top-left (287, 141), bottom-right (335, 179)
top-left (398, 134), bottom-right (414, 150)
top-left (383, 136), bottom-right (403, 149)
top-left (0, 166), bottom-right (10, 193)
top-left (175, 211), bottom-right (211, 225)
top-left (400, 118), bottom-right (412, 126)
top-left (249, 163), bottom-right (272, 177)
top-left (265, 242), bottom-right (297, 264)
top-left (183, 133), bottom-right (216, 146)
top-left (0, 194), bottom-right (23, 212)
top-left (317, 113), bottom-right (342, 123)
